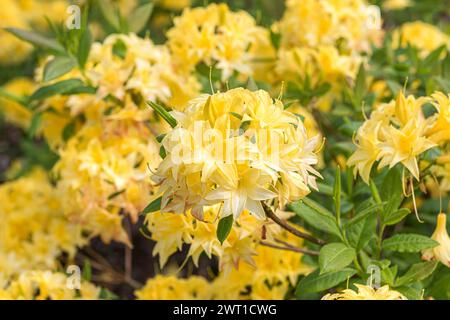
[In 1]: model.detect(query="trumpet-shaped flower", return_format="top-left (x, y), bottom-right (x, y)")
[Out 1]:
top-left (322, 284), bottom-right (407, 300)
top-left (422, 213), bottom-right (450, 267)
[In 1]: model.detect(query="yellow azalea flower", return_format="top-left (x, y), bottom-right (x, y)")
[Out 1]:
top-left (54, 119), bottom-right (161, 244)
top-left (0, 0), bottom-right (70, 65)
top-left (145, 211), bottom-right (194, 267)
top-left (378, 121), bottom-right (435, 180)
top-left (274, 0), bottom-right (383, 111)
top-left (426, 92), bottom-right (450, 144)
top-left (0, 271), bottom-right (100, 300)
top-left (0, 0), bottom-right (32, 64)
top-left (393, 21), bottom-right (450, 56)
top-left (433, 154), bottom-right (450, 192)
top-left (0, 169), bottom-right (86, 279)
top-left (322, 284), bottom-right (407, 300)
top-left (167, 3), bottom-right (275, 81)
top-left (347, 123), bottom-right (382, 184)
top-left (276, 0), bottom-right (382, 51)
top-left (158, 0), bottom-right (190, 11)
top-left (349, 92), bottom-right (439, 183)
top-left (207, 166), bottom-right (277, 219)
top-left (0, 78), bottom-right (34, 129)
top-left (422, 213), bottom-right (450, 267)
top-left (135, 275), bottom-right (210, 300)
top-left (154, 88), bottom-right (321, 220)
top-left (383, 0), bottom-right (411, 10)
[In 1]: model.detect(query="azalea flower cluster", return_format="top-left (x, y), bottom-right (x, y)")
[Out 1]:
top-left (84, 34), bottom-right (199, 110)
top-left (154, 88), bottom-right (321, 220)
top-left (31, 33), bottom-right (201, 243)
top-left (0, 169), bottom-right (100, 299)
top-left (348, 92), bottom-right (450, 183)
top-left (141, 207), bottom-right (311, 299)
top-left (274, 0), bottom-right (383, 109)
top-left (0, 169), bottom-right (86, 279)
top-left (0, 0), bottom-right (68, 64)
top-left (167, 3), bottom-right (275, 81)
top-left (54, 120), bottom-right (161, 244)
top-left (0, 271), bottom-right (100, 300)
top-left (392, 21), bottom-right (450, 56)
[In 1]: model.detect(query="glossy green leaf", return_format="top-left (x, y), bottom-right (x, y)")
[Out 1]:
top-left (319, 243), bottom-right (356, 274)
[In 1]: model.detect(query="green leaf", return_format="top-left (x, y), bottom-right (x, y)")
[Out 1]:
top-left (0, 87), bottom-right (28, 107)
top-left (421, 45), bottom-right (446, 68)
top-left (380, 167), bottom-right (404, 223)
top-left (112, 39), bottom-right (127, 59)
top-left (82, 260), bottom-right (92, 281)
top-left (5, 28), bottom-right (65, 53)
top-left (396, 260), bottom-right (438, 286)
top-left (386, 80), bottom-right (402, 95)
top-left (78, 28), bottom-right (92, 69)
top-left (217, 215), bottom-right (233, 244)
top-left (98, 0), bottom-right (121, 31)
top-left (302, 197), bottom-right (334, 217)
top-left (28, 112), bottom-right (42, 138)
top-left (383, 208), bottom-right (411, 226)
top-left (289, 201), bottom-right (341, 238)
top-left (43, 56), bottom-right (77, 82)
top-left (62, 120), bottom-right (77, 142)
top-left (346, 213), bottom-right (377, 251)
top-left (296, 268), bottom-right (356, 294)
top-left (319, 243), bottom-right (356, 274)
top-left (345, 202), bottom-right (382, 228)
top-left (353, 63), bottom-right (366, 106)
top-left (141, 197), bottom-right (162, 215)
top-left (147, 101), bottom-right (177, 128)
top-left (30, 79), bottom-right (85, 101)
top-left (333, 166), bottom-right (341, 223)
top-left (395, 285), bottom-right (423, 300)
top-left (381, 265), bottom-right (398, 287)
top-left (382, 234), bottom-right (438, 253)
top-left (128, 2), bottom-right (154, 33)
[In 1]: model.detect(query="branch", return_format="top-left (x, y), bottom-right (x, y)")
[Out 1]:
top-left (263, 202), bottom-right (326, 246)
top-left (260, 240), bottom-right (320, 256)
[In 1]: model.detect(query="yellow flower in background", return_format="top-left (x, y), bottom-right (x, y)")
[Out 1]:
top-left (322, 284), bottom-right (407, 300)
top-left (274, 0), bottom-right (383, 110)
top-left (0, 78), bottom-right (34, 129)
top-left (433, 154), bottom-right (450, 192)
top-left (54, 118), bottom-right (161, 245)
top-left (422, 213), bottom-right (450, 267)
top-left (0, 271), bottom-right (100, 300)
top-left (426, 92), bottom-right (450, 145)
top-left (158, 0), bottom-right (190, 11)
top-left (383, 0), bottom-right (411, 10)
top-left (0, 0), bottom-right (69, 65)
top-left (277, 0), bottom-right (382, 52)
top-left (0, 0), bottom-right (33, 64)
top-left (393, 21), bottom-right (450, 56)
top-left (81, 33), bottom-right (200, 110)
top-left (135, 275), bottom-right (210, 300)
top-left (0, 169), bottom-right (86, 279)
top-left (167, 3), bottom-right (275, 81)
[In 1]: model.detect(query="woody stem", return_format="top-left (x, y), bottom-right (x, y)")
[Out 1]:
top-left (260, 240), bottom-right (320, 256)
top-left (262, 202), bottom-right (326, 246)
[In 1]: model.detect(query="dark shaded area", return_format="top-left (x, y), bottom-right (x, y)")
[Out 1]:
top-left (77, 216), bottom-right (218, 299)
top-left (0, 121), bottom-right (24, 182)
